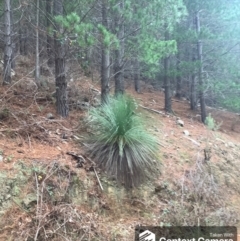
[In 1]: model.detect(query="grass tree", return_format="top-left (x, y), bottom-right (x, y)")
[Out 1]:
top-left (86, 95), bottom-right (160, 189)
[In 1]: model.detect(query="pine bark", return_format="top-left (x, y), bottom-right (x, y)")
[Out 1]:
top-left (196, 11), bottom-right (206, 122)
top-left (134, 60), bottom-right (140, 93)
top-left (3, 0), bottom-right (12, 85)
top-left (35, 0), bottom-right (40, 81)
top-left (114, 1), bottom-right (125, 95)
top-left (190, 48), bottom-right (197, 110)
top-left (53, 0), bottom-right (68, 117)
top-left (164, 28), bottom-right (172, 113)
top-left (101, 0), bottom-right (110, 103)
top-left (175, 49), bottom-right (182, 99)
top-left (46, 0), bottom-right (54, 66)
top-left (19, 24), bottom-right (28, 56)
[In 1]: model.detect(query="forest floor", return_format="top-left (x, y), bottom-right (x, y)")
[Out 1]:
top-left (0, 58), bottom-right (240, 240)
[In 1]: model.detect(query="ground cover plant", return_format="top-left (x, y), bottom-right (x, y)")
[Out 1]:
top-left (86, 95), bottom-right (160, 189)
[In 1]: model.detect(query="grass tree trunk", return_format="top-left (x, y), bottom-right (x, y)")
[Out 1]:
top-left (3, 0), bottom-right (12, 85)
top-left (101, 0), bottom-right (110, 103)
top-left (114, 1), bottom-right (125, 95)
top-left (53, 0), bottom-right (68, 117)
top-left (196, 11), bottom-right (206, 123)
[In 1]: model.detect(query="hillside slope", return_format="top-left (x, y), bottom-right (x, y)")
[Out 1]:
top-left (0, 73), bottom-right (239, 240)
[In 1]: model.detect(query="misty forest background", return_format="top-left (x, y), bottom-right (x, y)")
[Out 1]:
top-left (0, 0), bottom-right (240, 121)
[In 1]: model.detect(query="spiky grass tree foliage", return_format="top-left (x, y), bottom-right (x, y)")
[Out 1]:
top-left (87, 95), bottom-right (160, 189)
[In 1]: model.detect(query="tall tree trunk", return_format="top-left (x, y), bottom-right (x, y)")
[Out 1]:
top-left (134, 59), bottom-right (140, 93)
top-left (164, 28), bottom-right (172, 113)
top-left (19, 26), bottom-right (24, 55)
top-left (190, 16), bottom-right (197, 111)
top-left (35, 0), bottom-right (40, 81)
top-left (3, 0), bottom-right (12, 85)
top-left (10, 8), bottom-right (15, 69)
top-left (164, 56), bottom-right (172, 112)
top-left (53, 0), bottom-right (68, 117)
top-left (46, 0), bottom-right (54, 66)
top-left (196, 11), bottom-right (206, 122)
top-left (190, 73), bottom-right (197, 110)
top-left (114, 1), bottom-right (125, 95)
top-left (101, 0), bottom-right (110, 103)
top-left (175, 49), bottom-right (182, 99)
top-left (114, 49), bottom-right (124, 95)
top-left (11, 43), bottom-right (16, 69)
top-left (190, 46), bottom-right (197, 110)
top-left (19, 23), bottom-right (28, 56)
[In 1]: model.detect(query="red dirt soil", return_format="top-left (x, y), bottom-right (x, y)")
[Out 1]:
top-left (0, 74), bottom-right (240, 239)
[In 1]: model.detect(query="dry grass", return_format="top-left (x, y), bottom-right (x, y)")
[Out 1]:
top-left (0, 162), bottom-right (107, 241)
top-left (157, 156), bottom-right (238, 226)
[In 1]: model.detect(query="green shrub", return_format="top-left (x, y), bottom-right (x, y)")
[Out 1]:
top-left (205, 113), bottom-right (221, 131)
top-left (86, 95), bottom-right (160, 189)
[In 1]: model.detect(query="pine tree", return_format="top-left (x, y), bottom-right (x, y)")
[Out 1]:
top-left (53, 0), bottom-right (68, 117)
top-left (3, 0), bottom-right (12, 85)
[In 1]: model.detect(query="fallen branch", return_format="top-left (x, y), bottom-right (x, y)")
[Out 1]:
top-left (68, 153), bottom-right (103, 190)
top-left (184, 136), bottom-right (201, 146)
top-left (93, 167), bottom-right (103, 191)
top-left (0, 128), bottom-right (20, 132)
top-left (67, 151), bottom-right (85, 168)
top-left (90, 87), bottom-right (100, 94)
top-left (34, 172), bottom-right (41, 241)
top-left (139, 104), bottom-right (165, 116)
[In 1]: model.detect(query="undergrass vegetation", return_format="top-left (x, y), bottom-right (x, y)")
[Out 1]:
top-left (86, 95), bottom-right (160, 189)
top-left (205, 113), bottom-right (221, 131)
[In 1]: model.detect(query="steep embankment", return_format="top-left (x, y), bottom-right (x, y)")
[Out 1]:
top-left (0, 73), bottom-right (239, 240)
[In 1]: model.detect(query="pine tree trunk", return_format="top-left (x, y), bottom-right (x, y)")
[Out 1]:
top-left (53, 0), bottom-right (68, 117)
top-left (190, 73), bottom-right (197, 110)
top-left (19, 26), bottom-right (24, 55)
top-left (196, 12), bottom-right (206, 122)
top-left (175, 50), bottom-right (182, 99)
top-left (164, 56), bottom-right (172, 112)
top-left (190, 42), bottom-right (197, 110)
top-left (101, 0), bottom-right (110, 103)
top-left (11, 43), bottom-right (16, 69)
top-left (114, 48), bottom-right (124, 95)
top-left (46, 0), bottom-right (54, 66)
top-left (3, 0), bottom-right (12, 85)
top-left (114, 1), bottom-right (125, 95)
top-left (10, 9), bottom-right (15, 70)
top-left (164, 29), bottom-right (172, 113)
top-left (101, 48), bottom-right (110, 103)
top-left (134, 60), bottom-right (140, 93)
top-left (19, 24), bottom-right (28, 56)
top-left (35, 0), bottom-right (40, 81)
